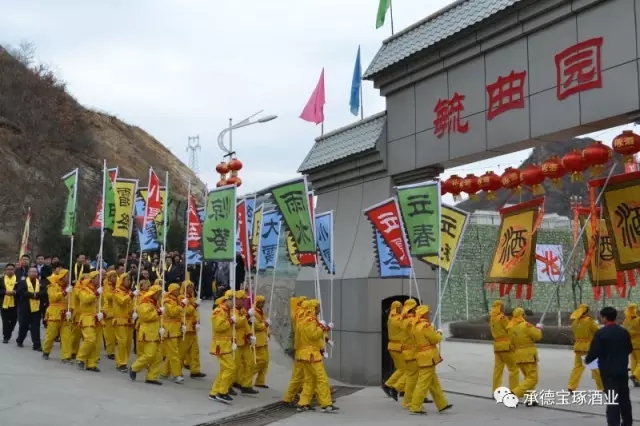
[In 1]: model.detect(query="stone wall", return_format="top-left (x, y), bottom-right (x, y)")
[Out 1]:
top-left (440, 222), bottom-right (637, 322)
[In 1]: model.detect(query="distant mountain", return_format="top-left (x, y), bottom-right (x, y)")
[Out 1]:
top-left (456, 138), bottom-right (627, 217)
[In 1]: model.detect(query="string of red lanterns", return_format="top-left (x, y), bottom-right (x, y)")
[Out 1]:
top-left (216, 156), bottom-right (243, 187)
top-left (441, 130), bottom-right (640, 199)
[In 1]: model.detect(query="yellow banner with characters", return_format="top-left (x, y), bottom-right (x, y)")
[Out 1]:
top-left (420, 204), bottom-right (469, 272)
top-left (113, 179), bottom-right (137, 239)
top-left (251, 205), bottom-right (263, 268)
top-left (286, 231), bottom-right (300, 266)
top-left (578, 208), bottom-right (618, 287)
top-left (593, 171), bottom-right (640, 271)
top-left (139, 188), bottom-right (167, 242)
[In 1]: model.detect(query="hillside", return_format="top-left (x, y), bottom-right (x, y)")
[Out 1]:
top-left (457, 137), bottom-right (626, 217)
top-left (0, 46), bottom-right (204, 258)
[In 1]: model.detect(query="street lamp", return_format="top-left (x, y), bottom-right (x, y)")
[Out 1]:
top-left (217, 110), bottom-right (278, 155)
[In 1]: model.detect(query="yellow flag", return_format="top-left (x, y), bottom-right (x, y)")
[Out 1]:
top-left (420, 204), bottom-right (469, 272)
top-left (286, 231), bottom-right (301, 266)
top-left (579, 210), bottom-right (618, 286)
top-left (113, 179), bottom-right (137, 239)
top-left (251, 205), bottom-right (263, 268)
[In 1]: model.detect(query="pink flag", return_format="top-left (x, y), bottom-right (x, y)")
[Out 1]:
top-left (300, 68), bottom-right (325, 124)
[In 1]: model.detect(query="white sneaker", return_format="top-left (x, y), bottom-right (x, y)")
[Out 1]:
top-left (174, 376), bottom-right (184, 384)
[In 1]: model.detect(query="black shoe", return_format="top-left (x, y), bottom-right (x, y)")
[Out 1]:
top-left (77, 361), bottom-right (86, 370)
top-left (381, 384), bottom-right (392, 397)
top-left (424, 398), bottom-right (433, 403)
top-left (228, 388), bottom-right (237, 396)
top-left (61, 358), bottom-right (73, 364)
top-left (296, 405), bottom-right (311, 412)
top-left (145, 380), bottom-right (163, 385)
top-left (107, 354), bottom-right (115, 360)
top-left (42, 353), bottom-right (49, 360)
top-left (87, 367), bottom-right (100, 372)
top-left (233, 382), bottom-right (242, 389)
top-left (399, 391), bottom-right (405, 397)
top-left (241, 387), bottom-right (259, 395)
top-left (184, 364), bottom-right (190, 370)
top-left (128, 368), bottom-right (137, 381)
top-left (410, 410), bottom-right (427, 415)
top-left (321, 405), bottom-right (339, 413)
top-left (390, 388), bottom-right (398, 401)
top-left (16, 341), bottom-right (24, 348)
top-left (255, 384), bottom-right (269, 389)
top-left (33, 346), bottom-right (42, 352)
top-left (190, 372), bottom-right (206, 378)
top-left (219, 394), bottom-right (233, 402)
top-left (71, 354), bottom-right (76, 360)
top-left (2, 339), bottom-right (8, 344)
top-left (439, 404), bottom-right (453, 413)
top-left (117, 365), bottom-right (128, 372)
top-left (54, 336), bottom-right (60, 343)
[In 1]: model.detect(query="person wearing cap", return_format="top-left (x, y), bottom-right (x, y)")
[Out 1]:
top-left (179, 280), bottom-right (205, 379)
top-left (296, 299), bottom-right (338, 413)
top-left (282, 296), bottom-right (308, 405)
top-left (42, 268), bottom-right (73, 361)
top-left (113, 273), bottom-right (135, 372)
top-left (209, 292), bottom-right (236, 402)
top-left (409, 305), bottom-right (451, 415)
top-left (382, 300), bottom-right (404, 399)
top-left (129, 284), bottom-right (164, 385)
top-left (623, 303), bottom-right (640, 386)
top-left (400, 299), bottom-right (418, 408)
top-left (75, 271), bottom-right (104, 371)
top-left (567, 303), bottom-right (603, 392)
top-left (161, 283), bottom-right (184, 384)
top-left (508, 307), bottom-right (543, 405)
top-left (102, 270), bottom-right (118, 360)
top-left (231, 289), bottom-right (259, 395)
top-left (490, 299), bottom-right (519, 393)
top-left (250, 295), bottom-right (270, 388)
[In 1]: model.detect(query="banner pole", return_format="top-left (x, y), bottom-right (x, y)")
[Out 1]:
top-left (267, 220), bottom-right (282, 319)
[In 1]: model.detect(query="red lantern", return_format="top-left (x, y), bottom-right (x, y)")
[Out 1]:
top-left (216, 180), bottom-right (227, 187)
top-left (582, 141), bottom-right (612, 176)
top-left (562, 149), bottom-right (588, 182)
top-left (459, 174), bottom-right (480, 200)
top-left (520, 164), bottom-right (545, 196)
top-left (500, 167), bottom-right (522, 193)
top-left (227, 176), bottom-right (240, 186)
top-left (216, 161), bottom-right (229, 174)
top-left (612, 130), bottom-right (640, 164)
top-left (443, 175), bottom-right (463, 201)
top-left (227, 158), bottom-right (243, 172)
top-left (477, 171), bottom-right (501, 199)
top-left (235, 177), bottom-right (242, 187)
top-left (541, 156), bottom-right (566, 187)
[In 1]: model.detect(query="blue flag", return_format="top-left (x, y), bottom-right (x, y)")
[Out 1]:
top-left (349, 46), bottom-right (362, 116)
top-left (375, 230), bottom-right (410, 278)
top-left (258, 210), bottom-right (282, 271)
top-left (315, 212), bottom-right (336, 274)
top-left (134, 189), bottom-right (159, 252)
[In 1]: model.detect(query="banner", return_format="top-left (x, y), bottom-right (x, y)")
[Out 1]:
top-left (485, 198), bottom-right (544, 300)
top-left (535, 244), bottom-right (564, 283)
top-left (138, 186), bottom-right (167, 244)
top-left (285, 192), bottom-right (316, 266)
top-left (363, 198), bottom-right (411, 267)
top-left (113, 179), bottom-right (137, 239)
top-left (203, 185), bottom-right (236, 262)
top-left (315, 211), bottom-right (335, 274)
top-left (270, 177), bottom-right (315, 254)
top-left (236, 199), bottom-right (252, 267)
top-left (375, 230), bottom-right (411, 278)
top-left (134, 187), bottom-right (159, 252)
top-left (420, 204), bottom-right (469, 272)
top-left (250, 204), bottom-right (264, 269)
top-left (19, 207), bottom-right (31, 259)
top-left (186, 192), bottom-right (203, 265)
top-left (591, 171), bottom-right (640, 271)
top-left (396, 181), bottom-right (441, 258)
top-left (62, 168), bottom-right (79, 236)
top-left (91, 168), bottom-right (118, 230)
top-left (246, 196), bottom-right (256, 240)
top-left (578, 208), bottom-right (618, 287)
top-left (258, 210), bottom-right (282, 271)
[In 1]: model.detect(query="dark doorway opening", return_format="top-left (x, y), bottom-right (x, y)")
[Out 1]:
top-left (380, 295), bottom-right (420, 383)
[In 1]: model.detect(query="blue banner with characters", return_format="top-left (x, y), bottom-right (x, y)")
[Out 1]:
top-left (375, 230), bottom-right (410, 278)
top-left (258, 210), bottom-right (282, 271)
top-left (315, 212), bottom-right (335, 274)
top-left (135, 188), bottom-right (160, 252)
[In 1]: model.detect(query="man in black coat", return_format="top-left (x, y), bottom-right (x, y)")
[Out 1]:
top-left (585, 306), bottom-right (633, 426)
top-left (35, 254), bottom-right (52, 326)
top-left (15, 266), bottom-right (45, 351)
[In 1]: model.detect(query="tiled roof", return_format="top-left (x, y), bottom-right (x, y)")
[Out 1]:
top-left (363, 0), bottom-right (524, 79)
top-left (297, 112), bottom-right (386, 173)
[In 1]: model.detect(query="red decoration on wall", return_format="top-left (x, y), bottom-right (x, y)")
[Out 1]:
top-left (486, 70), bottom-right (527, 120)
top-left (433, 92), bottom-right (469, 138)
top-left (554, 37), bottom-right (604, 100)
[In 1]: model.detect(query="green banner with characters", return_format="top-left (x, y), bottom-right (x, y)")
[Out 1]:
top-left (202, 185), bottom-right (236, 262)
top-left (270, 177), bottom-right (315, 254)
top-left (62, 169), bottom-right (78, 236)
top-left (103, 167), bottom-right (117, 232)
top-left (396, 181), bottom-right (441, 257)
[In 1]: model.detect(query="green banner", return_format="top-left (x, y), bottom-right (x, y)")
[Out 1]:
top-left (202, 185), bottom-right (236, 261)
top-left (396, 182), bottom-right (440, 257)
top-left (270, 177), bottom-right (315, 254)
top-left (62, 169), bottom-right (78, 236)
top-left (103, 167), bottom-right (116, 231)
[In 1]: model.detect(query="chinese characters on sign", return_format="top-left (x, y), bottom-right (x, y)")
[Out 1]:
top-left (486, 70), bottom-right (527, 120)
top-left (433, 92), bottom-right (469, 138)
top-left (498, 226), bottom-right (527, 270)
top-left (535, 244), bottom-right (564, 283)
top-left (614, 202), bottom-right (640, 249)
top-left (202, 186), bottom-right (236, 262)
top-left (554, 37), bottom-right (603, 101)
top-left (396, 183), bottom-right (441, 257)
top-left (113, 180), bottom-right (136, 239)
top-left (364, 199), bottom-right (411, 267)
top-left (270, 178), bottom-right (315, 255)
top-left (420, 205), bottom-right (469, 272)
top-left (258, 210), bottom-right (281, 271)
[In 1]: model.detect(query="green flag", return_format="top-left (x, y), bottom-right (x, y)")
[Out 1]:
top-left (103, 167), bottom-right (117, 231)
top-left (396, 181), bottom-right (441, 257)
top-left (270, 177), bottom-right (315, 254)
top-left (376, 0), bottom-right (390, 29)
top-left (202, 185), bottom-right (236, 261)
top-left (62, 169), bottom-right (78, 236)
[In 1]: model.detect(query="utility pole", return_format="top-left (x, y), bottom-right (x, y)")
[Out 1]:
top-left (186, 135), bottom-right (201, 177)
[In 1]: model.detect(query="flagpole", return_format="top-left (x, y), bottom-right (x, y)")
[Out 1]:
top-left (329, 211), bottom-right (335, 358)
top-left (250, 205), bottom-right (263, 363)
top-left (135, 168), bottom-right (152, 310)
top-left (267, 220), bottom-right (282, 320)
top-left (182, 180), bottom-right (191, 341)
top-left (98, 159), bottom-right (107, 314)
top-left (389, 0), bottom-right (395, 35)
top-left (66, 168), bottom-right (79, 316)
top-left (360, 84), bottom-right (364, 120)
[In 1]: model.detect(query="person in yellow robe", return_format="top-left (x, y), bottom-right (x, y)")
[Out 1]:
top-left (208, 292), bottom-right (235, 402)
top-left (567, 303), bottom-right (603, 392)
top-left (508, 307), bottom-right (543, 405)
top-left (296, 299), bottom-right (338, 413)
top-left (282, 297), bottom-right (308, 405)
top-left (102, 270), bottom-right (117, 360)
top-left (70, 275), bottom-right (86, 359)
top-left (624, 303), bottom-right (640, 387)
top-left (75, 271), bottom-right (103, 371)
top-left (409, 305), bottom-right (452, 415)
top-left (42, 268), bottom-right (73, 361)
top-left (231, 290), bottom-right (258, 395)
top-left (401, 299), bottom-right (419, 408)
top-left (113, 273), bottom-right (135, 372)
top-left (133, 279), bottom-right (152, 356)
top-left (129, 284), bottom-right (163, 385)
top-left (383, 300), bottom-right (404, 400)
top-left (490, 300), bottom-right (519, 393)
top-left (179, 280), bottom-right (205, 379)
top-left (161, 283), bottom-right (184, 384)
top-left (250, 295), bottom-right (270, 388)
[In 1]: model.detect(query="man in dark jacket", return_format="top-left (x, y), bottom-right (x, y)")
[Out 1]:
top-left (235, 253), bottom-right (245, 291)
top-left (16, 266), bottom-right (45, 351)
top-left (585, 306), bottom-right (633, 426)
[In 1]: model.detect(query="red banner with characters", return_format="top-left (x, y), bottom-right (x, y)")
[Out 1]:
top-left (91, 168), bottom-right (118, 228)
top-left (363, 198), bottom-right (411, 268)
top-left (186, 192), bottom-right (202, 250)
top-left (236, 199), bottom-right (252, 267)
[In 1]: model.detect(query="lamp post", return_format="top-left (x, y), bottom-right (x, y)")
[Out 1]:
top-left (217, 110), bottom-right (278, 155)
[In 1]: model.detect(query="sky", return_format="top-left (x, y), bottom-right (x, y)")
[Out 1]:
top-left (0, 0), bottom-right (636, 205)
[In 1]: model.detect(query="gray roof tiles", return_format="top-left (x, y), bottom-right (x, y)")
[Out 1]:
top-left (363, 0), bottom-right (523, 79)
top-left (297, 113), bottom-right (386, 173)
